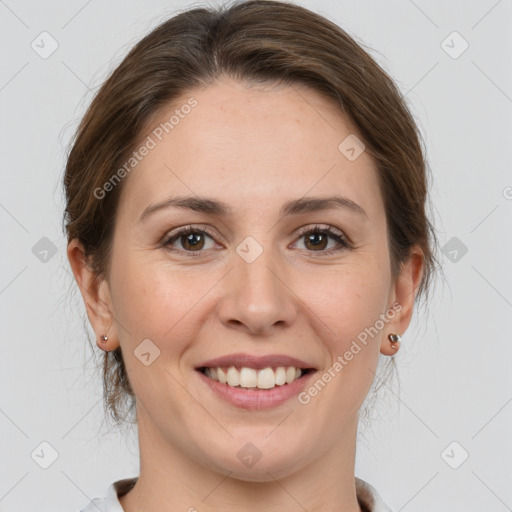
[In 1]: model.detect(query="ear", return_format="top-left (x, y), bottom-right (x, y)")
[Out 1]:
top-left (67, 238), bottom-right (120, 351)
top-left (380, 246), bottom-right (424, 355)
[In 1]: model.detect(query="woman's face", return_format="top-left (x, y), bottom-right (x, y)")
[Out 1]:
top-left (74, 76), bottom-right (421, 481)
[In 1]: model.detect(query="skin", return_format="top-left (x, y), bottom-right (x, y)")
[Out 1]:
top-left (68, 76), bottom-right (423, 511)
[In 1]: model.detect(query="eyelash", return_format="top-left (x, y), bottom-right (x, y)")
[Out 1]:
top-left (161, 224), bottom-right (351, 257)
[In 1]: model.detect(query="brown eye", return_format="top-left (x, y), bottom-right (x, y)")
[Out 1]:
top-left (295, 225), bottom-right (350, 254)
top-left (180, 232), bottom-right (206, 251)
top-left (163, 227), bottom-right (216, 254)
top-left (162, 224), bottom-right (350, 257)
top-left (304, 232), bottom-right (329, 251)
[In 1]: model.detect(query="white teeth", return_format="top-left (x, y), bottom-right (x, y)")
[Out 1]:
top-left (203, 365), bottom-right (306, 390)
top-left (227, 366), bottom-right (240, 386)
top-left (257, 368), bottom-right (275, 389)
top-left (286, 367), bottom-right (296, 383)
top-left (216, 367), bottom-right (227, 383)
top-left (275, 367), bottom-right (286, 385)
top-left (240, 367), bottom-right (258, 388)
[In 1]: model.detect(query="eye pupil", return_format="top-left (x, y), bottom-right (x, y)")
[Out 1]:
top-left (183, 233), bottom-right (204, 250)
top-left (306, 232), bottom-right (327, 250)
top-left (165, 226), bottom-right (347, 256)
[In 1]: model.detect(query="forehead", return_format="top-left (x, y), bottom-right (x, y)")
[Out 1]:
top-left (117, 76), bottom-right (383, 223)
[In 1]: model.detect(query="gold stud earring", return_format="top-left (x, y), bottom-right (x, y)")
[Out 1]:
top-left (388, 333), bottom-right (401, 350)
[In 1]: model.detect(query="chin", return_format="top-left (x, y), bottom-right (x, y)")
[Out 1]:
top-left (199, 444), bottom-right (307, 482)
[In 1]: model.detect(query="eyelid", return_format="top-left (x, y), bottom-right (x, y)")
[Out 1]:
top-left (294, 223), bottom-right (344, 239)
top-left (163, 224), bottom-right (224, 245)
top-left (292, 223), bottom-right (352, 252)
top-left (162, 223), bottom-right (351, 255)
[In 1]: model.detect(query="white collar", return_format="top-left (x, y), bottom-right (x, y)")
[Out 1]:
top-left (80, 476), bottom-right (394, 511)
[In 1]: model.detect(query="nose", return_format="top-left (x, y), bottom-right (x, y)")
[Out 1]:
top-left (217, 244), bottom-right (298, 335)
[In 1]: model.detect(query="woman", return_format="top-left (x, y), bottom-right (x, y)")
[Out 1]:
top-left (64, 1), bottom-right (438, 510)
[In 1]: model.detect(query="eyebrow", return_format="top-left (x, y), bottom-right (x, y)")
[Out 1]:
top-left (138, 194), bottom-right (369, 222)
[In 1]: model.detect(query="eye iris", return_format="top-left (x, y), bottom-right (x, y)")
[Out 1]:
top-left (306, 232), bottom-right (327, 250)
top-left (182, 232), bottom-right (204, 251)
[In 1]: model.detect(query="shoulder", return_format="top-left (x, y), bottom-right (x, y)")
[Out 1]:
top-left (77, 477), bottom-right (138, 512)
top-left (355, 477), bottom-right (395, 512)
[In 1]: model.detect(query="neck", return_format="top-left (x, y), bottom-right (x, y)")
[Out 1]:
top-left (120, 412), bottom-right (363, 512)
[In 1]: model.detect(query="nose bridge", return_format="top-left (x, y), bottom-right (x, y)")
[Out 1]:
top-left (218, 234), bottom-right (296, 333)
top-left (236, 234), bottom-right (282, 302)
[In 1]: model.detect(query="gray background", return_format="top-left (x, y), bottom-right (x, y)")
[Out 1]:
top-left (0, 0), bottom-right (511, 510)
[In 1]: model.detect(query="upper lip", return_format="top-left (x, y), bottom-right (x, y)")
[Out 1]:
top-left (196, 353), bottom-right (317, 370)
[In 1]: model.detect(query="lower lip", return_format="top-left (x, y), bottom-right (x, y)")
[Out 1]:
top-left (196, 369), bottom-right (317, 410)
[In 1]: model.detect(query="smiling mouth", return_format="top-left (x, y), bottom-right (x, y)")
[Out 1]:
top-left (197, 366), bottom-right (316, 390)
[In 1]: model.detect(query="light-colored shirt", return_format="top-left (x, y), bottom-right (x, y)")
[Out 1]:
top-left (78, 476), bottom-right (395, 511)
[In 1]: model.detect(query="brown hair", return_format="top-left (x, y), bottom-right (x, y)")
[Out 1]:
top-left (63, 0), bottom-right (439, 425)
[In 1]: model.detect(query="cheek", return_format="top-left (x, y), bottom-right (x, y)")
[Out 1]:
top-left (110, 249), bottom-right (200, 348)
top-left (297, 267), bottom-right (387, 423)
top-left (308, 259), bottom-right (390, 341)
top-left (308, 260), bottom-right (389, 389)
top-left (109, 254), bottom-right (201, 413)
